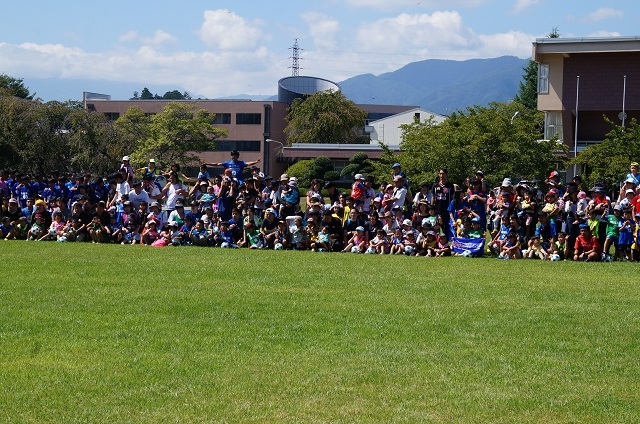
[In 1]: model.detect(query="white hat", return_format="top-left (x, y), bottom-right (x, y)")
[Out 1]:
top-left (122, 155), bottom-right (130, 161)
top-left (354, 173), bottom-right (364, 180)
top-left (501, 178), bottom-right (512, 187)
top-left (149, 159), bottom-right (155, 163)
top-left (402, 219), bottom-right (412, 227)
top-left (280, 173), bottom-right (289, 181)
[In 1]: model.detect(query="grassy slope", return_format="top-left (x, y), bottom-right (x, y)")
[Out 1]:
top-left (1, 242), bottom-right (639, 423)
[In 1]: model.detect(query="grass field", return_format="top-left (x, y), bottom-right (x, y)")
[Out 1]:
top-left (1, 242), bottom-right (639, 423)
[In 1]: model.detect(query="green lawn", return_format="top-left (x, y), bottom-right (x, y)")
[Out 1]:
top-left (1, 242), bottom-right (639, 423)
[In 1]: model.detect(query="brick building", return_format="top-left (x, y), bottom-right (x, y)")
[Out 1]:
top-left (532, 36), bottom-right (640, 178)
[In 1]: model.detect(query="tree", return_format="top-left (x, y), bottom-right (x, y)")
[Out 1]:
top-left (67, 107), bottom-right (124, 175)
top-left (140, 87), bottom-right (154, 100)
top-left (0, 74), bottom-right (33, 99)
top-left (513, 60), bottom-right (538, 110)
top-left (286, 156), bottom-right (337, 188)
top-left (0, 96), bottom-right (78, 172)
top-left (396, 102), bottom-right (564, 190)
top-left (284, 90), bottom-right (368, 144)
top-left (340, 152), bottom-right (376, 179)
top-left (572, 117), bottom-right (640, 190)
top-left (162, 90), bottom-right (186, 100)
top-left (122, 102), bottom-right (228, 168)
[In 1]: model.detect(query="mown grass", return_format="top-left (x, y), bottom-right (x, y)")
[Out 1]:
top-left (1, 241), bottom-right (639, 423)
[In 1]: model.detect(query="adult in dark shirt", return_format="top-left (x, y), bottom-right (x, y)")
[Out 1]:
top-left (321, 211), bottom-right (344, 251)
top-left (324, 182), bottom-right (342, 206)
top-left (431, 168), bottom-right (455, 236)
top-left (31, 198), bottom-right (52, 230)
top-left (260, 208), bottom-right (279, 248)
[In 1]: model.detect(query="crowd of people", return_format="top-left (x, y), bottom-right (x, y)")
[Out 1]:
top-left (2, 151), bottom-right (640, 262)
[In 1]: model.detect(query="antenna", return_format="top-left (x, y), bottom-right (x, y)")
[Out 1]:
top-left (288, 38), bottom-right (303, 76)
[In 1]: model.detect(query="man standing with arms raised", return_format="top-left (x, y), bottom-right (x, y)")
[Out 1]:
top-left (204, 150), bottom-right (260, 185)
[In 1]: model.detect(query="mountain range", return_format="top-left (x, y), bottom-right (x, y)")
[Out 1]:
top-left (337, 56), bottom-right (529, 115)
top-left (26, 56), bottom-right (529, 114)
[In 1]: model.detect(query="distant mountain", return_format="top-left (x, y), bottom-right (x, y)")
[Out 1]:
top-left (25, 56), bottom-right (529, 112)
top-left (338, 56), bottom-right (529, 115)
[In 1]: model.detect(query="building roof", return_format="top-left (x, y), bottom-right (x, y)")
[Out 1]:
top-left (533, 36), bottom-right (640, 62)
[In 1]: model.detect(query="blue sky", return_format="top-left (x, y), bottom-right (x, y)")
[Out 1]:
top-left (0, 0), bottom-right (637, 100)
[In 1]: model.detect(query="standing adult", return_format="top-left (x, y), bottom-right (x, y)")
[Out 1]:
top-left (204, 150), bottom-right (260, 185)
top-left (431, 168), bottom-right (455, 236)
top-left (119, 156), bottom-right (135, 183)
top-left (161, 172), bottom-right (188, 218)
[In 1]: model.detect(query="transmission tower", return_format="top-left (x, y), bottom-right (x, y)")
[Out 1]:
top-left (288, 38), bottom-right (303, 76)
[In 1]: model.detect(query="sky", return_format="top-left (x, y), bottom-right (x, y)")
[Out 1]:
top-left (0, 0), bottom-right (637, 101)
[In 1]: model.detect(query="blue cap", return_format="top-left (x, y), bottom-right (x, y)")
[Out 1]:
top-left (392, 162), bottom-right (401, 168)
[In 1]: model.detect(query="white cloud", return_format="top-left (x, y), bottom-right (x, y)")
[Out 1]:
top-left (587, 30), bottom-right (622, 38)
top-left (118, 30), bottom-right (138, 43)
top-left (0, 41), bottom-right (284, 98)
top-left (117, 29), bottom-right (176, 45)
top-left (344, 0), bottom-right (485, 8)
top-left (354, 11), bottom-right (531, 61)
top-left (143, 30), bottom-right (177, 45)
top-left (302, 12), bottom-right (339, 49)
top-left (512, 0), bottom-right (539, 14)
top-left (199, 9), bottom-right (263, 50)
top-left (583, 8), bottom-right (624, 22)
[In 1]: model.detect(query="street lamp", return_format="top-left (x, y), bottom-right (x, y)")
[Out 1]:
top-left (265, 139), bottom-right (285, 176)
top-left (510, 111), bottom-right (520, 125)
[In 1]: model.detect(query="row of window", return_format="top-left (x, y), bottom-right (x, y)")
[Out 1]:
top-left (212, 113), bottom-right (261, 125)
top-left (101, 112), bottom-right (262, 125)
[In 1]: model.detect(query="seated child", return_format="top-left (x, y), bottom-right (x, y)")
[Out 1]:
top-left (526, 235), bottom-right (548, 260)
top-left (433, 233), bottom-right (451, 257)
top-left (367, 228), bottom-right (389, 254)
top-left (499, 232), bottom-right (522, 259)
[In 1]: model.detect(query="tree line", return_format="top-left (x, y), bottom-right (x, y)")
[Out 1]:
top-left (0, 74), bottom-right (226, 176)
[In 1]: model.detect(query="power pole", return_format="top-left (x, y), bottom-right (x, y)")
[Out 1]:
top-left (288, 38), bottom-right (303, 76)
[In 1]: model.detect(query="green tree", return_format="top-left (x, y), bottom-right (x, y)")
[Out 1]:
top-left (123, 102), bottom-right (228, 168)
top-left (340, 152), bottom-right (376, 179)
top-left (162, 90), bottom-right (186, 100)
top-left (0, 97), bottom-right (78, 172)
top-left (397, 102), bottom-right (563, 189)
top-left (140, 87), bottom-right (154, 100)
top-left (284, 90), bottom-right (367, 144)
top-left (0, 74), bottom-right (33, 99)
top-left (67, 107), bottom-right (124, 175)
top-left (571, 117), bottom-right (640, 189)
top-left (513, 61), bottom-right (538, 110)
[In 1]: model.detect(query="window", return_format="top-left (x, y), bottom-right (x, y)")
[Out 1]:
top-left (236, 113), bottom-right (261, 125)
top-left (538, 63), bottom-right (549, 94)
top-left (104, 112), bottom-right (120, 121)
top-left (214, 140), bottom-right (261, 152)
top-left (544, 112), bottom-right (563, 141)
top-left (212, 113), bottom-right (231, 124)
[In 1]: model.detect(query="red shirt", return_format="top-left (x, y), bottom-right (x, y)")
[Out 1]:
top-left (574, 234), bottom-right (601, 254)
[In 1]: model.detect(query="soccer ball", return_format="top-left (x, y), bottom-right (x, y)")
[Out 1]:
top-left (274, 243), bottom-right (284, 250)
top-left (550, 253), bottom-right (561, 261)
top-left (220, 242), bottom-right (230, 248)
top-left (602, 254), bottom-right (612, 262)
top-left (30, 226), bottom-right (40, 237)
top-left (350, 246), bottom-right (360, 253)
top-left (404, 245), bottom-right (415, 256)
top-left (365, 247), bottom-right (376, 254)
top-left (461, 250), bottom-right (473, 258)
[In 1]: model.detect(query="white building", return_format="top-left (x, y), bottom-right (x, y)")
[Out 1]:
top-left (368, 108), bottom-right (448, 147)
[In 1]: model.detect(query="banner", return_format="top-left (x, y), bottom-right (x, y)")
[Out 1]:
top-left (451, 237), bottom-right (485, 255)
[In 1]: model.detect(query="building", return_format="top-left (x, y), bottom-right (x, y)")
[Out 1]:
top-left (532, 36), bottom-right (640, 178)
top-left (87, 98), bottom-right (289, 177)
top-left (367, 107), bottom-right (448, 148)
top-left (86, 76), bottom-right (424, 179)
